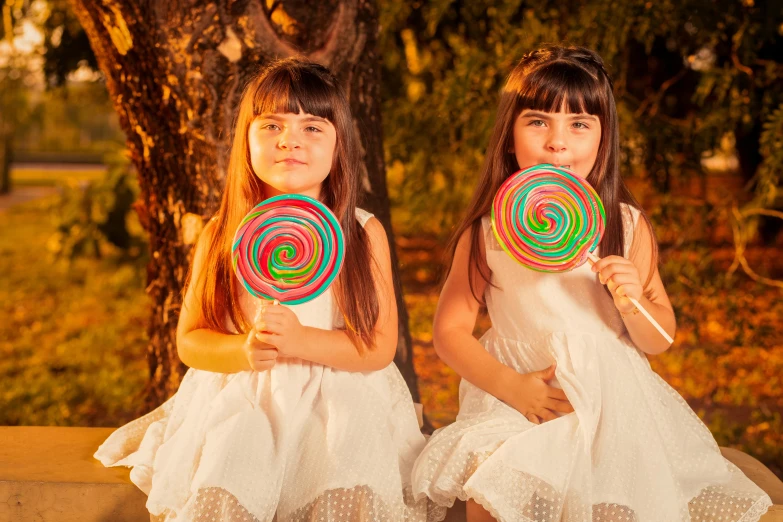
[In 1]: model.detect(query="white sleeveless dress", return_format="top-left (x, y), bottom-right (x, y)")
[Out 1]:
top-left (411, 205), bottom-right (772, 522)
top-left (95, 208), bottom-right (430, 522)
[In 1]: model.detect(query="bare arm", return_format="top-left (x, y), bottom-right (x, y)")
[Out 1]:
top-left (433, 226), bottom-right (573, 423)
top-left (256, 217), bottom-right (398, 372)
top-left (593, 217), bottom-right (676, 355)
top-left (176, 220), bottom-right (278, 373)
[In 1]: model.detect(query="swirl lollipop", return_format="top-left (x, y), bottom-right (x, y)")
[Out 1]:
top-left (491, 164), bottom-right (605, 272)
top-left (492, 164), bottom-right (673, 343)
top-left (232, 194), bottom-right (344, 305)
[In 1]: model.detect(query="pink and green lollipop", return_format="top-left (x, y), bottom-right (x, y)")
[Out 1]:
top-left (491, 164), bottom-right (605, 273)
top-left (232, 194), bottom-right (344, 305)
top-left (491, 164), bottom-right (673, 344)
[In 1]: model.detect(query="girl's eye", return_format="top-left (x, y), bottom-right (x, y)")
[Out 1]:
top-left (529, 120), bottom-right (546, 127)
top-left (573, 122), bottom-right (589, 129)
top-left (305, 126), bottom-right (321, 133)
top-left (263, 123), bottom-right (280, 131)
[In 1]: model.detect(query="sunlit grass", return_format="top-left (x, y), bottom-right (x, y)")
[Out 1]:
top-left (10, 166), bottom-right (107, 187)
top-left (0, 194), bottom-right (148, 427)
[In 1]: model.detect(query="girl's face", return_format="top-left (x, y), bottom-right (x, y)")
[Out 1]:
top-left (511, 106), bottom-right (601, 179)
top-left (249, 111), bottom-right (337, 199)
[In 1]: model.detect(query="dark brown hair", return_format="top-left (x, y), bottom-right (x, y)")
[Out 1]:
top-left (191, 58), bottom-right (378, 351)
top-left (447, 45), bottom-right (658, 301)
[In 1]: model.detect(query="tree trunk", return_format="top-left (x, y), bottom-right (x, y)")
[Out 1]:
top-left (68, 0), bottom-right (421, 410)
top-left (0, 134), bottom-right (11, 195)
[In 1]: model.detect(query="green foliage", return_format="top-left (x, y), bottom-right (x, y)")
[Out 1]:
top-left (0, 68), bottom-right (32, 135)
top-left (756, 102), bottom-right (783, 208)
top-left (1, 0), bottom-right (97, 86)
top-left (46, 150), bottom-right (142, 260)
top-left (379, 0), bottom-right (783, 238)
top-left (2, 0), bottom-right (120, 161)
top-left (41, 0), bottom-right (98, 87)
top-left (17, 81), bottom-right (124, 156)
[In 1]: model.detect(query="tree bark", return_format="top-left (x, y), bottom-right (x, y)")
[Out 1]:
top-left (0, 134), bottom-right (11, 195)
top-left (68, 0), bottom-right (421, 410)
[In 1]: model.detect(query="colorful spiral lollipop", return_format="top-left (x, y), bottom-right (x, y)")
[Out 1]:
top-left (232, 194), bottom-right (345, 305)
top-left (491, 164), bottom-right (605, 272)
top-left (491, 164), bottom-right (673, 344)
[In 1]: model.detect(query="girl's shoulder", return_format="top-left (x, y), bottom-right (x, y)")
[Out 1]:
top-left (620, 202), bottom-right (642, 230)
top-left (620, 203), bottom-right (643, 258)
top-left (354, 207), bottom-right (374, 228)
top-left (480, 213), bottom-right (502, 251)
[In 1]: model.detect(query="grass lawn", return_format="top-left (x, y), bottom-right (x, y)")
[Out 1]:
top-left (0, 193), bottom-right (149, 427)
top-left (10, 165), bottom-right (108, 187)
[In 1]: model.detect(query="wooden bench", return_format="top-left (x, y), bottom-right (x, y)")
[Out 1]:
top-left (2, 426), bottom-right (781, 521)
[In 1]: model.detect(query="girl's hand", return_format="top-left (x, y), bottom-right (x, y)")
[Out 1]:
top-left (591, 255), bottom-right (642, 313)
top-left (504, 364), bottom-right (574, 424)
top-left (242, 327), bottom-right (279, 372)
top-left (254, 303), bottom-right (307, 358)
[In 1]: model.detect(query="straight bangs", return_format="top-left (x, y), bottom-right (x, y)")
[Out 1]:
top-left (250, 66), bottom-right (337, 123)
top-left (514, 61), bottom-right (605, 118)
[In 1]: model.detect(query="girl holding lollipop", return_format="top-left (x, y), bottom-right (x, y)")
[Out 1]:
top-left (412, 45), bottom-right (771, 522)
top-left (95, 58), bottom-right (431, 522)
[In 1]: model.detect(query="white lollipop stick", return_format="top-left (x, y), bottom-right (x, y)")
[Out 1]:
top-left (587, 253), bottom-right (674, 344)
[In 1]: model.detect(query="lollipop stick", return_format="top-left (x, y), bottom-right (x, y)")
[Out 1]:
top-left (587, 253), bottom-right (674, 344)
top-left (626, 296), bottom-right (674, 344)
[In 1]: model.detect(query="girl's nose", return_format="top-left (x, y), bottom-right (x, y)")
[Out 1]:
top-left (546, 136), bottom-right (567, 152)
top-left (545, 125), bottom-right (568, 152)
top-left (278, 130), bottom-right (301, 150)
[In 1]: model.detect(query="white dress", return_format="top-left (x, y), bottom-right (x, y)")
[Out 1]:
top-left (411, 205), bottom-right (772, 522)
top-left (95, 208), bottom-right (430, 522)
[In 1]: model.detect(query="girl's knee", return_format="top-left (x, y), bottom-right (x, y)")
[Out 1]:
top-left (465, 499), bottom-right (497, 522)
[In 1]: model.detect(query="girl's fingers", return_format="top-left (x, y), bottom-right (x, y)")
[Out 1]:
top-left (615, 285), bottom-right (641, 299)
top-left (261, 306), bottom-right (286, 318)
top-left (597, 259), bottom-right (633, 274)
top-left (255, 332), bottom-right (282, 346)
top-left (591, 256), bottom-right (627, 272)
top-left (606, 273), bottom-right (638, 286)
top-left (598, 270), bottom-right (633, 285)
top-left (607, 278), bottom-right (638, 295)
top-left (255, 318), bottom-right (284, 332)
top-left (526, 413), bottom-right (541, 425)
top-left (245, 327), bottom-right (258, 342)
top-left (546, 398), bottom-right (574, 413)
top-left (251, 347), bottom-right (278, 360)
top-left (536, 409), bottom-right (558, 422)
top-left (598, 269), bottom-right (612, 284)
top-left (598, 271), bottom-right (640, 286)
top-left (250, 359), bottom-right (275, 372)
top-left (547, 386), bottom-right (568, 401)
top-left (263, 322), bottom-right (288, 335)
